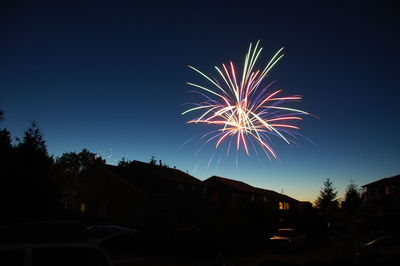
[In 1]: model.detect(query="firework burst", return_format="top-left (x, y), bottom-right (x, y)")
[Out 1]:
top-left (183, 41), bottom-right (312, 160)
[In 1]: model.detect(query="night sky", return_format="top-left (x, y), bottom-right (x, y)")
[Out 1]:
top-left (1, 0), bottom-right (399, 202)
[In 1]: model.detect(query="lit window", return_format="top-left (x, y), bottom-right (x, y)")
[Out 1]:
top-left (385, 186), bottom-right (390, 195)
top-left (263, 196), bottom-right (267, 203)
top-left (80, 203), bottom-right (86, 213)
top-left (279, 202), bottom-right (290, 210)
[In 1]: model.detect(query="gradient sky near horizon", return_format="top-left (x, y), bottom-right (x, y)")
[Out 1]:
top-left (1, 0), bottom-right (399, 202)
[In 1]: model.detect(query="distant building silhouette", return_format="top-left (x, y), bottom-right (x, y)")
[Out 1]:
top-left (69, 161), bottom-right (208, 232)
top-left (362, 174), bottom-right (400, 233)
top-left (68, 161), bottom-right (304, 234)
top-left (363, 174), bottom-right (400, 212)
top-left (204, 176), bottom-right (300, 211)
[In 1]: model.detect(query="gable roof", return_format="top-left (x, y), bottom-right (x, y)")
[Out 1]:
top-left (205, 175), bottom-right (299, 202)
top-left (205, 176), bottom-right (257, 193)
top-left (97, 161), bottom-right (203, 194)
top-left (363, 174), bottom-right (400, 188)
top-left (131, 160), bottom-right (203, 185)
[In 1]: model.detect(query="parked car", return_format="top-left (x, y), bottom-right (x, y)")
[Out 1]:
top-left (268, 228), bottom-right (307, 250)
top-left (355, 235), bottom-right (400, 265)
top-left (0, 221), bottom-right (111, 266)
top-left (0, 242), bottom-right (111, 266)
top-left (0, 220), bottom-right (88, 244)
top-left (88, 225), bottom-right (140, 251)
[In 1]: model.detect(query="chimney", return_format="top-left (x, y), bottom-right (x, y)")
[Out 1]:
top-left (159, 159), bottom-right (162, 166)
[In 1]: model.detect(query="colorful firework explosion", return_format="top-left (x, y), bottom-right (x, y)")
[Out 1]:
top-left (183, 41), bottom-right (312, 159)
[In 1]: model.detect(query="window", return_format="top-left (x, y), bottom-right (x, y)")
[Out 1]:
top-left (251, 195), bottom-right (255, 203)
top-left (385, 186), bottom-right (391, 195)
top-left (177, 184), bottom-right (184, 191)
top-left (279, 202), bottom-right (290, 210)
top-left (80, 203), bottom-right (86, 214)
top-left (263, 196), bottom-right (267, 203)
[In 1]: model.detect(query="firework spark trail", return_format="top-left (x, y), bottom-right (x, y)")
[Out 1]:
top-left (183, 41), bottom-right (312, 159)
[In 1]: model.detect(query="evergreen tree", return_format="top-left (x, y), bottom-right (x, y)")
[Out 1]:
top-left (16, 122), bottom-right (51, 164)
top-left (0, 111), bottom-right (18, 223)
top-left (315, 178), bottom-right (339, 210)
top-left (0, 110), bottom-right (13, 158)
top-left (0, 128), bottom-right (13, 152)
top-left (342, 180), bottom-right (362, 214)
top-left (14, 122), bottom-right (57, 221)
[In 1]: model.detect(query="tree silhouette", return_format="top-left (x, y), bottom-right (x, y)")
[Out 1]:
top-left (16, 122), bottom-right (50, 161)
top-left (56, 148), bottom-right (106, 174)
top-left (0, 110), bottom-right (14, 165)
top-left (118, 157), bottom-right (133, 167)
top-left (55, 148), bottom-right (106, 193)
top-left (12, 122), bottom-right (58, 221)
top-left (149, 155), bottom-right (157, 165)
top-left (0, 127), bottom-right (12, 152)
top-left (56, 152), bottom-right (81, 176)
top-left (342, 180), bottom-right (362, 214)
top-left (315, 178), bottom-right (339, 210)
top-left (0, 111), bottom-right (18, 223)
top-left (77, 148), bottom-right (106, 172)
top-left (0, 111), bottom-right (13, 158)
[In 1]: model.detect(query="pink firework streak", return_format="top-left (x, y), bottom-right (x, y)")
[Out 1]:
top-left (183, 41), bottom-right (313, 160)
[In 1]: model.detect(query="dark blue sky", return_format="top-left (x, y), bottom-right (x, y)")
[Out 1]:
top-left (1, 0), bottom-right (399, 201)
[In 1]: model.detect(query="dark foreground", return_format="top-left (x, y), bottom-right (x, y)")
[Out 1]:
top-left (108, 235), bottom-right (393, 266)
top-left (1, 221), bottom-right (399, 266)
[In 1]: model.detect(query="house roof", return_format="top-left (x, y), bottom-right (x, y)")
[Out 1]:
top-left (131, 160), bottom-right (203, 185)
top-left (363, 174), bottom-right (400, 188)
top-left (254, 187), bottom-right (299, 203)
top-left (205, 175), bottom-right (299, 202)
top-left (98, 161), bottom-right (203, 194)
top-left (205, 176), bottom-right (257, 193)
